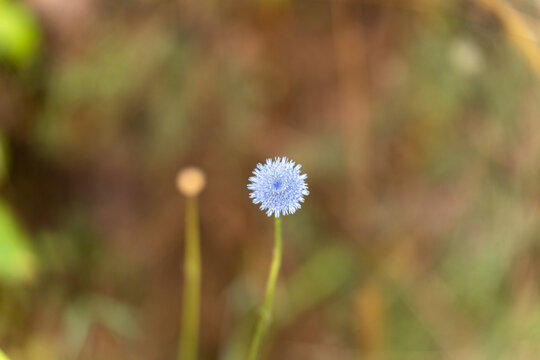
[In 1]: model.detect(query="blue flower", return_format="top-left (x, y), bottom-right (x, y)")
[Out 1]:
top-left (248, 157), bottom-right (309, 217)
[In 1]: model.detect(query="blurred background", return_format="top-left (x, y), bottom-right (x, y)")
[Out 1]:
top-left (1, 0), bottom-right (540, 359)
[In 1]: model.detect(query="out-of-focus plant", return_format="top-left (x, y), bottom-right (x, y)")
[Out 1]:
top-left (477, 0), bottom-right (540, 78)
top-left (0, 0), bottom-right (41, 68)
top-left (0, 133), bottom-right (27, 360)
top-left (64, 294), bottom-right (139, 358)
top-left (0, 202), bottom-right (36, 283)
top-left (0, 134), bottom-right (36, 283)
top-left (0, 348), bottom-right (12, 360)
top-left (176, 167), bottom-right (206, 360)
top-left (37, 26), bottom-right (194, 163)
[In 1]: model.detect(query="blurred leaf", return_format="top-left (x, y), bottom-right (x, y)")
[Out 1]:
top-left (0, 0), bottom-right (41, 67)
top-left (441, 189), bottom-right (538, 324)
top-left (386, 285), bottom-right (440, 355)
top-left (64, 303), bottom-right (92, 358)
top-left (478, 0), bottom-right (540, 78)
top-left (0, 201), bottom-right (36, 283)
top-left (64, 294), bottom-right (139, 356)
top-left (92, 295), bottom-right (139, 339)
top-left (280, 245), bottom-right (357, 323)
top-left (0, 349), bottom-right (11, 360)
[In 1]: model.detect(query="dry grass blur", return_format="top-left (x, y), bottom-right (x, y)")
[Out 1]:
top-left (1, 0), bottom-right (540, 359)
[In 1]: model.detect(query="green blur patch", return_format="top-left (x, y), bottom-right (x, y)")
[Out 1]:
top-left (0, 0), bottom-right (41, 68)
top-left (0, 201), bottom-right (37, 283)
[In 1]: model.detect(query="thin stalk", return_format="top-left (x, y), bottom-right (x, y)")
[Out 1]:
top-left (247, 216), bottom-right (282, 360)
top-left (179, 197), bottom-right (201, 360)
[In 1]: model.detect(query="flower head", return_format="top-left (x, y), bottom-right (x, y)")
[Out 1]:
top-left (248, 157), bottom-right (309, 217)
top-left (176, 167), bottom-right (206, 197)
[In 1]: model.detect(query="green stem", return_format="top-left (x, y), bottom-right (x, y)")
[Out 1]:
top-left (247, 216), bottom-right (282, 360)
top-left (179, 197), bottom-right (201, 360)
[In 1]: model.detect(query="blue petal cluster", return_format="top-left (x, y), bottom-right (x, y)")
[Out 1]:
top-left (248, 157), bottom-right (309, 217)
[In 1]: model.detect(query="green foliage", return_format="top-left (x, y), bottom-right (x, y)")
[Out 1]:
top-left (0, 349), bottom-right (11, 360)
top-left (0, 0), bottom-right (41, 67)
top-left (386, 286), bottom-right (440, 357)
top-left (64, 294), bottom-right (139, 357)
top-left (37, 26), bottom-right (194, 162)
top-left (281, 245), bottom-right (357, 322)
top-left (0, 201), bottom-right (36, 283)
